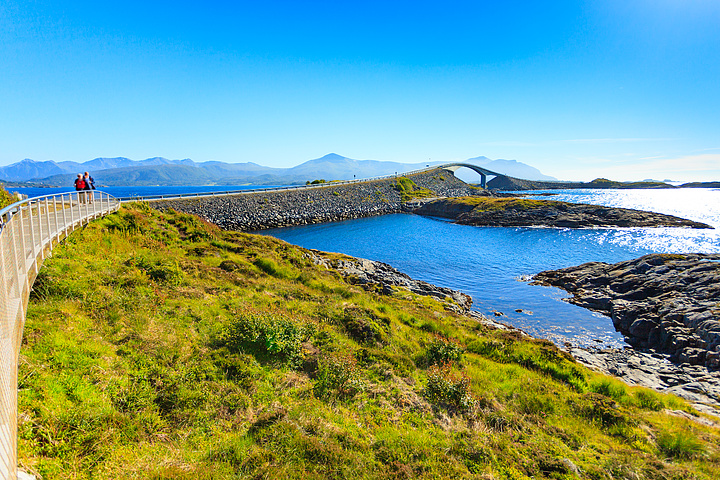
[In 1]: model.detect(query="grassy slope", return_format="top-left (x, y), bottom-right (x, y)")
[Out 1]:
top-left (18, 204), bottom-right (720, 479)
top-left (394, 177), bottom-right (435, 201)
top-left (440, 197), bottom-right (559, 212)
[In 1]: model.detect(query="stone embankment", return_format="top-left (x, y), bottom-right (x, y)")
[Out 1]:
top-left (413, 197), bottom-right (712, 229)
top-left (151, 169), bottom-right (485, 231)
top-left (533, 254), bottom-right (720, 370)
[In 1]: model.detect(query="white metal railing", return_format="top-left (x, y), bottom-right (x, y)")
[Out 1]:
top-left (0, 190), bottom-right (120, 480)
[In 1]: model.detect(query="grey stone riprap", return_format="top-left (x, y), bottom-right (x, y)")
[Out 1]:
top-left (151, 170), bottom-right (486, 231)
top-left (533, 254), bottom-right (720, 370)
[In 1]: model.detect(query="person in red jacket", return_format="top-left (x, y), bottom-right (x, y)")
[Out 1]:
top-left (74, 174), bottom-right (86, 203)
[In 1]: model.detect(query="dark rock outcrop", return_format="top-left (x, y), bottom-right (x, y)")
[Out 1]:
top-left (414, 198), bottom-right (712, 229)
top-left (533, 254), bottom-right (720, 370)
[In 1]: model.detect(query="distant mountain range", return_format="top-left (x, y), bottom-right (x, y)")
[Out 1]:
top-left (0, 154), bottom-right (557, 186)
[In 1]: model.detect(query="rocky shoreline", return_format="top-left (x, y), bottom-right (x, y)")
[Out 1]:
top-left (533, 254), bottom-right (720, 369)
top-left (413, 197), bottom-right (713, 229)
top-left (309, 249), bottom-right (720, 412)
top-left (570, 347), bottom-right (720, 416)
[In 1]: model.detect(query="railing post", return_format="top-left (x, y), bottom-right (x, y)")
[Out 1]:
top-left (37, 199), bottom-right (45, 264)
top-left (17, 208), bottom-right (29, 284)
top-left (70, 193), bottom-right (76, 229)
top-left (44, 198), bottom-right (52, 248)
top-left (28, 201), bottom-right (37, 275)
top-left (53, 196), bottom-right (60, 243)
top-left (61, 194), bottom-right (68, 237)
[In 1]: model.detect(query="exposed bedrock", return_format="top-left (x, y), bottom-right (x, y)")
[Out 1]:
top-left (150, 170), bottom-right (488, 231)
top-left (413, 197), bottom-right (713, 229)
top-left (533, 254), bottom-right (720, 370)
top-left (305, 250), bottom-right (473, 314)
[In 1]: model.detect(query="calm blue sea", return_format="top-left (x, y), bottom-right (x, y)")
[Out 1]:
top-left (261, 188), bottom-right (720, 349)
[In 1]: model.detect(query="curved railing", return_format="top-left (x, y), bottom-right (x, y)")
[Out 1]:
top-left (0, 190), bottom-right (120, 479)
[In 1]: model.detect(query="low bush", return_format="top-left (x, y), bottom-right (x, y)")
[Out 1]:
top-left (425, 363), bottom-right (477, 413)
top-left (339, 307), bottom-right (390, 345)
top-left (129, 255), bottom-right (184, 285)
top-left (425, 336), bottom-right (464, 366)
top-left (217, 312), bottom-right (313, 368)
top-left (313, 351), bottom-right (364, 399)
top-left (0, 185), bottom-right (15, 209)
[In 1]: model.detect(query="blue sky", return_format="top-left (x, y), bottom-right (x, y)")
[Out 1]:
top-left (1, 0), bottom-right (719, 181)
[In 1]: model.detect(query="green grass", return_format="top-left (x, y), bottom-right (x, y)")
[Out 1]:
top-left (442, 196), bottom-right (559, 212)
top-left (17, 204), bottom-right (720, 479)
top-left (394, 177), bottom-right (434, 201)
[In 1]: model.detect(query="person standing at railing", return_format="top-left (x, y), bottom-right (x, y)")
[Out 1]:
top-left (83, 171), bottom-right (95, 203)
top-left (74, 174), bottom-right (87, 203)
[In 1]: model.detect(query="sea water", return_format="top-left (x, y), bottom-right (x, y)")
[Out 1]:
top-left (261, 188), bottom-right (720, 348)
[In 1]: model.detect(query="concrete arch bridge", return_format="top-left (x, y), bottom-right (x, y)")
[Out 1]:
top-left (435, 163), bottom-right (504, 189)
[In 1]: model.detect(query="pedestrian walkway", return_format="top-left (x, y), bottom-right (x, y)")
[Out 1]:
top-left (0, 191), bottom-right (120, 480)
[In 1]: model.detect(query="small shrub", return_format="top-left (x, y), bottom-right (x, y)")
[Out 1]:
top-left (0, 185), bottom-right (15, 209)
top-left (425, 363), bottom-right (477, 413)
top-left (579, 393), bottom-right (633, 427)
top-left (657, 431), bottom-right (704, 459)
top-left (313, 351), bottom-right (364, 399)
top-left (217, 312), bottom-right (312, 368)
top-left (425, 336), bottom-right (464, 366)
top-left (128, 255), bottom-right (184, 285)
top-left (339, 307), bottom-right (390, 344)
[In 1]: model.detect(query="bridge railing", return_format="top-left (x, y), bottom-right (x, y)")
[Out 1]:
top-left (0, 190), bottom-right (120, 479)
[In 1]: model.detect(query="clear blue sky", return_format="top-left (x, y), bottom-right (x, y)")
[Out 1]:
top-left (2, 0), bottom-right (719, 181)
